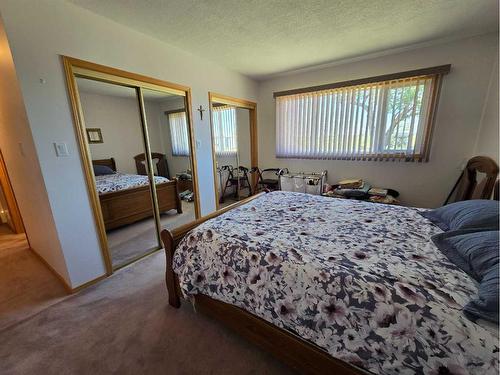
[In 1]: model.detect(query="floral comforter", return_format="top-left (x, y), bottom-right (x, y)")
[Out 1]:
top-left (95, 172), bottom-right (169, 194)
top-left (173, 192), bottom-right (499, 375)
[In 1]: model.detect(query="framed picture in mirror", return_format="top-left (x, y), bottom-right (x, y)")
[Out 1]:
top-left (86, 128), bottom-right (103, 144)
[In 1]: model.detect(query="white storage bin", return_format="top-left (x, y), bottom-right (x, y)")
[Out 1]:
top-left (279, 175), bottom-right (294, 192)
top-left (279, 171), bottom-right (327, 196)
top-left (293, 176), bottom-right (305, 192)
top-left (305, 180), bottom-right (321, 195)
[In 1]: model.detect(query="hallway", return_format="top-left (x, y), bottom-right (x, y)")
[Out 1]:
top-left (0, 233), bottom-right (67, 331)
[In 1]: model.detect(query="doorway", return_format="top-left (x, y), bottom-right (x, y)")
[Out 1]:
top-left (208, 93), bottom-right (257, 211)
top-left (63, 57), bottom-right (200, 273)
top-left (0, 150), bottom-right (24, 235)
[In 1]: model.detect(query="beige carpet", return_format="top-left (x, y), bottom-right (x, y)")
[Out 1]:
top-left (0, 250), bottom-right (293, 374)
top-left (107, 201), bottom-right (196, 269)
top-left (0, 233), bottom-right (67, 331)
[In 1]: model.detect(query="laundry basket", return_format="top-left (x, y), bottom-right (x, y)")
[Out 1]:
top-left (279, 171), bottom-right (327, 195)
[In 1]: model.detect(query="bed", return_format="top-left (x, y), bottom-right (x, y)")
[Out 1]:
top-left (162, 191), bottom-right (498, 374)
top-left (93, 158), bottom-right (182, 230)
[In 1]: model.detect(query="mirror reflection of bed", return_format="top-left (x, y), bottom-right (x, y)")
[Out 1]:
top-left (212, 103), bottom-right (253, 209)
top-left (77, 78), bottom-right (196, 269)
top-left (143, 87), bottom-right (196, 237)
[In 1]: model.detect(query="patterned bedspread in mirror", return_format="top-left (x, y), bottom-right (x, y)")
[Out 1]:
top-left (173, 191), bottom-right (498, 374)
top-left (95, 172), bottom-right (169, 194)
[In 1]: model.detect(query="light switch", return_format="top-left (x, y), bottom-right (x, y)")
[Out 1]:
top-left (196, 140), bottom-right (201, 149)
top-left (54, 142), bottom-right (69, 157)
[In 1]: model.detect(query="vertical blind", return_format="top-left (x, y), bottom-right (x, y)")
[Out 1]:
top-left (212, 106), bottom-right (237, 157)
top-left (275, 75), bottom-right (438, 161)
top-left (168, 111), bottom-right (190, 156)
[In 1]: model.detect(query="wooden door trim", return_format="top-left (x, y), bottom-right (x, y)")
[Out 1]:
top-left (209, 92), bottom-right (256, 109)
top-left (65, 56), bottom-right (190, 95)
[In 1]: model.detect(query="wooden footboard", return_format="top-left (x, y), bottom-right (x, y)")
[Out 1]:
top-left (157, 179), bottom-right (183, 215)
top-left (161, 192), bottom-right (266, 307)
top-left (100, 179), bottom-right (182, 230)
top-left (160, 191), bottom-right (364, 375)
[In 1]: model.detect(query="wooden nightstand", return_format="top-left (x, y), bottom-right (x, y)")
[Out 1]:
top-left (177, 179), bottom-right (193, 192)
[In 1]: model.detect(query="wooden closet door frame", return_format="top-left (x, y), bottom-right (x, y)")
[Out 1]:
top-left (0, 150), bottom-right (24, 234)
top-left (62, 56), bottom-right (201, 275)
top-left (208, 92), bottom-right (258, 211)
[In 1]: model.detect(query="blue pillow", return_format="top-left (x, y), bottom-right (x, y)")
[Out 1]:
top-left (420, 200), bottom-right (499, 231)
top-left (93, 165), bottom-right (115, 176)
top-left (464, 264), bottom-right (499, 323)
top-left (432, 230), bottom-right (499, 281)
top-left (432, 230), bottom-right (499, 323)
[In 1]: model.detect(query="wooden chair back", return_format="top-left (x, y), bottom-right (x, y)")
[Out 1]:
top-left (134, 153), bottom-right (170, 179)
top-left (452, 156), bottom-right (499, 202)
top-left (249, 168), bottom-right (290, 193)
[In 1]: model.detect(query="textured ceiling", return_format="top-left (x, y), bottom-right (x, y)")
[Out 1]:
top-left (68, 0), bottom-right (499, 80)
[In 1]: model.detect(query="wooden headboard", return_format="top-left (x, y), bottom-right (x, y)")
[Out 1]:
top-left (92, 158), bottom-right (116, 172)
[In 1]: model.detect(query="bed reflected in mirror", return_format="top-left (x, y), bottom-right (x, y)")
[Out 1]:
top-left (142, 88), bottom-right (196, 229)
top-left (210, 97), bottom-right (255, 210)
top-left (77, 77), bottom-right (160, 269)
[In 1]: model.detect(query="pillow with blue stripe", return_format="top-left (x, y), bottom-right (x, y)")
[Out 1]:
top-left (432, 230), bottom-right (499, 323)
top-left (93, 165), bottom-right (115, 176)
top-left (420, 199), bottom-right (499, 231)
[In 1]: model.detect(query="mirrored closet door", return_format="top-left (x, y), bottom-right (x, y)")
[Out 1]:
top-left (76, 78), bottom-right (160, 270)
top-left (142, 88), bottom-right (196, 229)
top-left (209, 93), bottom-right (257, 210)
top-left (64, 57), bottom-right (199, 273)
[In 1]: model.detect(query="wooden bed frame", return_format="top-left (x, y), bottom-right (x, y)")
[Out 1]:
top-left (161, 193), bottom-right (365, 375)
top-left (93, 158), bottom-right (182, 231)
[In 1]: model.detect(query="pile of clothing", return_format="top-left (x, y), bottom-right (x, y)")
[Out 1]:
top-left (323, 179), bottom-right (399, 204)
top-left (179, 190), bottom-right (194, 202)
top-left (333, 179), bottom-right (371, 198)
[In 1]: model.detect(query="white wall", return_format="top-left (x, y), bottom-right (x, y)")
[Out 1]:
top-left (0, 14), bottom-right (69, 283)
top-left (80, 91), bottom-right (192, 178)
top-left (79, 91), bottom-right (188, 177)
top-left (474, 55), bottom-right (499, 163)
top-left (79, 91), bottom-right (150, 174)
top-left (257, 33), bottom-right (499, 208)
top-left (0, 0), bottom-right (258, 287)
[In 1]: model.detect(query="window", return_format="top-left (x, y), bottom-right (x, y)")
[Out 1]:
top-left (212, 106), bottom-right (237, 156)
top-left (275, 66), bottom-right (449, 161)
top-left (168, 111), bottom-right (190, 156)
